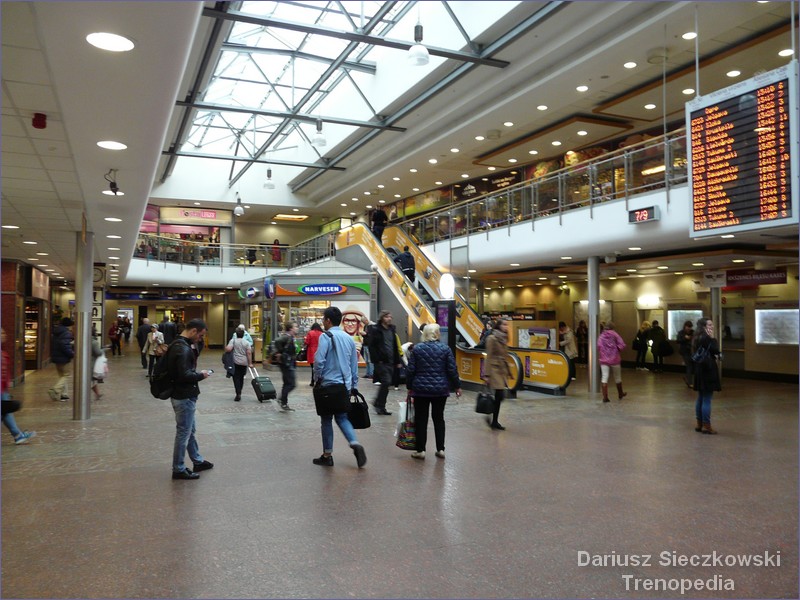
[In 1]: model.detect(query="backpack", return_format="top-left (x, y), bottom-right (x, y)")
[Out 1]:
top-left (149, 344), bottom-right (174, 399)
top-left (268, 337), bottom-right (284, 365)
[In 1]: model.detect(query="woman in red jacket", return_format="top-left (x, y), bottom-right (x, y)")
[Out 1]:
top-left (305, 323), bottom-right (323, 386)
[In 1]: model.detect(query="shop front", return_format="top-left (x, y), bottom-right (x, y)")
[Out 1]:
top-left (240, 266), bottom-right (376, 361)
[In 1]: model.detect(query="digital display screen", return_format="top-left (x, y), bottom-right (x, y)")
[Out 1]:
top-left (687, 62), bottom-right (798, 237)
top-left (628, 206), bottom-right (659, 224)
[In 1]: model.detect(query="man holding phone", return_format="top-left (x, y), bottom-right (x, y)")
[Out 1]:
top-left (167, 318), bottom-right (214, 480)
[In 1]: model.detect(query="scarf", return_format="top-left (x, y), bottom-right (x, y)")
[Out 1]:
top-left (492, 328), bottom-right (508, 347)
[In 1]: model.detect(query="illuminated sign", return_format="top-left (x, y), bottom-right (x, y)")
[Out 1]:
top-left (687, 62), bottom-right (798, 237)
top-left (298, 284), bottom-right (346, 295)
top-left (628, 206), bottom-right (660, 224)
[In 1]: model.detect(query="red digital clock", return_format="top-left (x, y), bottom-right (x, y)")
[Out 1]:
top-left (628, 206), bottom-right (660, 224)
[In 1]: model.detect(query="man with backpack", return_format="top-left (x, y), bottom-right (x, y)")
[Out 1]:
top-left (165, 318), bottom-right (214, 480)
top-left (393, 246), bottom-right (416, 283)
top-left (272, 322), bottom-right (299, 411)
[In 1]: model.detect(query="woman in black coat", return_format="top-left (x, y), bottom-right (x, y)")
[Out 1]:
top-left (406, 323), bottom-right (461, 459)
top-left (692, 317), bottom-right (721, 434)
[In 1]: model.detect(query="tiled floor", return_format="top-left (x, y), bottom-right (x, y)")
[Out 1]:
top-left (2, 343), bottom-right (797, 599)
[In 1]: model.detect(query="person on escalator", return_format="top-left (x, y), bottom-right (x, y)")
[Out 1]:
top-left (371, 208), bottom-right (388, 245)
top-left (393, 246), bottom-right (416, 283)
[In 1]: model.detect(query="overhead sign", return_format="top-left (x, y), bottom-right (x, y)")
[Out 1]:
top-left (702, 271), bottom-right (727, 288)
top-left (298, 284), bottom-right (347, 295)
top-left (726, 268), bottom-right (787, 286)
top-left (687, 62), bottom-right (798, 237)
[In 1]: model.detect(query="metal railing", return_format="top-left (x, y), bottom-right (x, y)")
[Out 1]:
top-left (134, 129), bottom-right (687, 269)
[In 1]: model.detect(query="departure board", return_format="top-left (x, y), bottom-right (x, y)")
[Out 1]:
top-left (687, 62), bottom-right (798, 238)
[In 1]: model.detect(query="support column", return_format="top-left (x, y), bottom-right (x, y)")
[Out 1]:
top-left (73, 231), bottom-right (93, 421)
top-left (587, 256), bottom-right (600, 394)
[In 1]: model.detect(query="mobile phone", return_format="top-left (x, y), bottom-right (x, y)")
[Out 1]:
top-left (207, 369), bottom-right (214, 374)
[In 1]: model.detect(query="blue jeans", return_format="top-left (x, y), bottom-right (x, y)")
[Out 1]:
top-left (280, 366), bottom-right (296, 404)
top-left (320, 412), bottom-right (358, 454)
top-left (695, 391), bottom-right (713, 424)
top-left (362, 347), bottom-right (374, 378)
top-left (1, 391), bottom-right (21, 438)
top-left (171, 397), bottom-right (203, 472)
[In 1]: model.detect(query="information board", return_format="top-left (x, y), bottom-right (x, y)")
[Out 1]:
top-left (687, 62), bottom-right (798, 237)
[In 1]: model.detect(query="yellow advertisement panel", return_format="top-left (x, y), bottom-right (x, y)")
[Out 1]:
top-left (455, 346), bottom-right (522, 389)
top-left (455, 347), bottom-right (569, 391)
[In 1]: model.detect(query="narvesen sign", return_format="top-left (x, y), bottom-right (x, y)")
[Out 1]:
top-left (298, 284), bottom-right (347, 295)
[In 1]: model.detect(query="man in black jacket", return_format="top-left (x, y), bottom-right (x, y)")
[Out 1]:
top-left (167, 319), bottom-right (214, 480)
top-left (159, 316), bottom-right (177, 344)
top-left (273, 322), bottom-right (299, 411)
top-left (366, 311), bottom-right (401, 415)
top-left (393, 246), bottom-right (416, 283)
top-left (136, 318), bottom-right (151, 369)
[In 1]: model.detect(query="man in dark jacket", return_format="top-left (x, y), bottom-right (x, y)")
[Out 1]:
top-left (393, 246), bottom-right (416, 283)
top-left (370, 208), bottom-right (388, 244)
top-left (159, 316), bottom-right (177, 344)
top-left (167, 318), bottom-right (213, 480)
top-left (273, 322), bottom-right (298, 411)
top-left (136, 318), bottom-right (152, 369)
top-left (366, 310), bottom-right (401, 415)
top-left (49, 317), bottom-right (75, 401)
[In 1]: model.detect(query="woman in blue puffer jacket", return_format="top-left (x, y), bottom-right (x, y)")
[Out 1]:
top-left (406, 323), bottom-right (461, 460)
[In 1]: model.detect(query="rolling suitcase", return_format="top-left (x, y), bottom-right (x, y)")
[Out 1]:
top-left (249, 366), bottom-right (277, 402)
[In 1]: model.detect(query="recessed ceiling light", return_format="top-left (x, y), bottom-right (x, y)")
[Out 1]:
top-left (193, 202), bottom-right (201, 206)
top-left (152, 283), bottom-right (160, 286)
top-left (38, 264), bottom-right (48, 267)
top-left (45, 269), bottom-right (55, 272)
top-left (412, 188), bottom-right (420, 192)
top-left (726, 70), bottom-right (741, 78)
top-left (628, 247), bottom-right (641, 251)
top-left (409, 168), bottom-right (418, 173)
top-left (270, 221), bottom-right (277, 225)
top-left (292, 208), bottom-right (300, 212)
top-left (450, 148), bottom-right (459, 153)
top-left (102, 189), bottom-right (124, 196)
top-left (503, 122), bottom-right (514, 127)
top-left (1, 225), bottom-right (19, 229)
top-left (487, 166), bottom-right (496, 171)
top-left (558, 275), bottom-right (567, 279)
top-left (576, 85), bottom-right (588, 92)
top-left (683, 88), bottom-right (695, 95)
top-left (378, 200), bottom-right (385, 204)
top-left (475, 135), bottom-right (485, 141)
top-left (23, 241), bottom-right (37, 245)
top-left (97, 140), bottom-right (127, 150)
top-left (537, 105), bottom-right (548, 111)
top-left (377, 185), bottom-right (385, 189)
top-left (528, 150), bottom-right (538, 155)
top-left (577, 130), bottom-right (588, 136)
top-left (682, 32), bottom-right (697, 40)
top-left (428, 158), bottom-right (437, 164)
top-left (394, 194), bottom-right (401, 198)
top-left (104, 217), bottom-right (122, 222)
top-left (561, 256), bottom-right (572, 260)
top-left (720, 234), bottom-right (735, 239)
top-left (434, 181), bottom-right (443, 185)
top-left (675, 272), bottom-right (684, 275)
top-left (364, 191), bottom-right (371, 196)
top-left (107, 235), bottom-right (121, 239)
top-left (36, 252), bottom-right (48, 256)
top-left (468, 269), bottom-right (476, 273)
top-left (393, 177), bottom-right (400, 181)
top-left (516, 284), bottom-right (523, 288)
top-left (349, 212), bottom-right (357, 216)
top-left (510, 263), bottom-right (520, 267)
top-left (732, 259), bottom-right (746, 263)
top-left (626, 269), bottom-right (637, 273)
top-left (779, 49), bottom-right (793, 57)
top-left (644, 103), bottom-right (657, 110)
top-left (552, 141), bottom-right (562, 146)
top-left (108, 247), bottom-right (120, 251)
top-left (108, 256), bottom-right (120, 260)
top-left (657, 266), bottom-right (669, 270)
top-left (508, 158), bottom-right (517, 163)
top-left (461, 174), bottom-right (469, 178)
top-left (623, 61), bottom-right (637, 69)
top-left (340, 203), bottom-right (347, 207)
top-left (86, 32), bottom-right (135, 52)
top-left (27, 258), bottom-right (38, 261)
top-left (538, 277), bottom-right (548, 281)
top-left (692, 262), bottom-right (704, 267)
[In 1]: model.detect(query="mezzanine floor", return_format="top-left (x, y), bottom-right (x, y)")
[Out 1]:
top-left (1, 342), bottom-right (797, 599)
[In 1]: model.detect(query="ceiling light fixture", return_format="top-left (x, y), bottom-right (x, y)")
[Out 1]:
top-left (537, 105), bottom-right (548, 111)
top-left (726, 70), bottom-right (741, 78)
top-left (97, 140), bottom-right (127, 150)
top-left (683, 88), bottom-right (695, 95)
top-left (624, 61), bottom-right (637, 69)
top-left (408, 19), bottom-right (429, 66)
top-left (263, 166), bottom-right (275, 189)
top-left (682, 32), bottom-right (697, 40)
top-left (234, 193), bottom-right (245, 217)
top-left (311, 119), bottom-right (326, 147)
top-left (86, 32), bottom-right (135, 52)
top-left (576, 85), bottom-right (589, 92)
top-left (779, 49), bottom-right (793, 57)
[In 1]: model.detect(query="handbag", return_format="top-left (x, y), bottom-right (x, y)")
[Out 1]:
top-left (297, 344), bottom-right (308, 362)
top-left (93, 353), bottom-right (108, 380)
top-left (312, 333), bottom-right (351, 416)
top-left (395, 398), bottom-right (416, 450)
top-left (154, 342), bottom-right (170, 357)
top-left (347, 389), bottom-right (371, 429)
top-left (691, 344), bottom-right (710, 364)
top-left (475, 387), bottom-right (495, 414)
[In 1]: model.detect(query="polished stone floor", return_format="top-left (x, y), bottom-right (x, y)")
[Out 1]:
top-left (2, 342), bottom-right (797, 599)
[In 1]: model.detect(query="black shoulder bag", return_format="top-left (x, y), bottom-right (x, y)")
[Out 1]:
top-left (312, 332), bottom-right (351, 416)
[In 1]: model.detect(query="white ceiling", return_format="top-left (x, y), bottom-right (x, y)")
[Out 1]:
top-left (1, 1), bottom-right (797, 289)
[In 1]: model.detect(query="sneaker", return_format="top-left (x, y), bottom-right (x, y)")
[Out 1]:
top-left (192, 460), bottom-right (214, 472)
top-left (313, 454), bottom-right (334, 467)
top-left (281, 404), bottom-right (295, 411)
top-left (376, 409), bottom-right (392, 416)
top-left (48, 389), bottom-right (59, 401)
top-left (172, 469), bottom-right (199, 480)
top-left (352, 444), bottom-right (367, 468)
top-left (14, 431), bottom-right (36, 445)
top-left (435, 450), bottom-right (445, 459)
top-left (411, 451), bottom-right (425, 460)
top-left (373, 381), bottom-right (381, 386)
top-left (60, 395), bottom-right (69, 402)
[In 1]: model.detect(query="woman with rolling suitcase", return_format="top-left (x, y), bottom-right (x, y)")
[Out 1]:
top-left (225, 328), bottom-right (253, 401)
